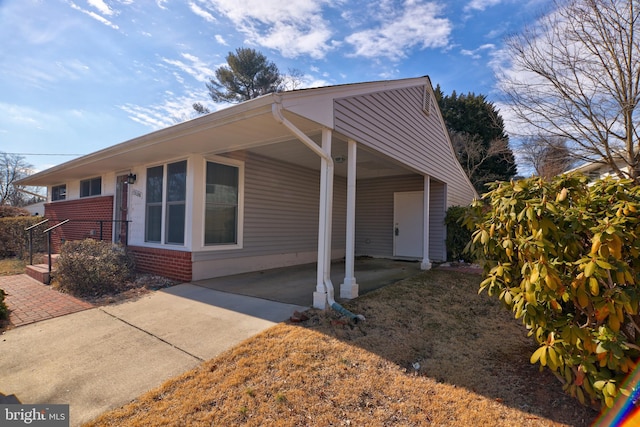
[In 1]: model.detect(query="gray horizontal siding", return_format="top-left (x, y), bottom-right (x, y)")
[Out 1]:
top-left (355, 175), bottom-right (424, 257)
top-left (334, 84), bottom-right (476, 207)
top-left (429, 180), bottom-right (446, 262)
top-left (356, 175), bottom-right (447, 261)
top-left (199, 152), bottom-right (346, 260)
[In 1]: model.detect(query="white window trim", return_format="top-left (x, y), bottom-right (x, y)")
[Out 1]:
top-left (201, 155), bottom-right (244, 251)
top-left (50, 184), bottom-right (67, 202)
top-left (144, 159), bottom-right (189, 248)
top-left (79, 176), bottom-right (103, 198)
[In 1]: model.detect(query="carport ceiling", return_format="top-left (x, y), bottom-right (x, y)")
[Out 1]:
top-left (245, 136), bottom-right (416, 180)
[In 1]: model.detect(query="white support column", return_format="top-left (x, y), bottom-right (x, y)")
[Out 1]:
top-left (341, 139), bottom-right (359, 299)
top-left (322, 128), bottom-right (335, 301)
top-left (313, 151), bottom-right (329, 309)
top-left (421, 175), bottom-right (432, 270)
top-left (313, 128), bottom-right (334, 309)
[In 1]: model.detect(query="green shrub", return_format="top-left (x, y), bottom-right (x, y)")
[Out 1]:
top-left (445, 205), bottom-right (474, 262)
top-left (0, 288), bottom-right (8, 320)
top-left (464, 174), bottom-right (640, 409)
top-left (55, 239), bottom-right (135, 298)
top-left (0, 216), bottom-right (48, 258)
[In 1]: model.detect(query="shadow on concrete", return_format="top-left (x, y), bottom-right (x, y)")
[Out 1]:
top-left (0, 392), bottom-right (21, 404)
top-left (192, 257), bottom-right (422, 307)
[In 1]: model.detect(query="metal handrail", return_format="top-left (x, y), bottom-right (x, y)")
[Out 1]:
top-left (43, 219), bottom-right (70, 284)
top-left (39, 218), bottom-right (131, 284)
top-left (24, 219), bottom-right (50, 265)
top-left (43, 219), bottom-right (70, 234)
top-left (57, 219), bottom-right (131, 243)
top-left (25, 218), bottom-right (49, 232)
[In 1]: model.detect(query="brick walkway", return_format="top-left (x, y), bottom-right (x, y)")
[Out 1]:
top-left (0, 274), bottom-right (93, 327)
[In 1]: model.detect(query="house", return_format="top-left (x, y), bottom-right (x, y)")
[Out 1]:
top-left (17, 76), bottom-right (477, 309)
top-left (566, 156), bottom-right (631, 181)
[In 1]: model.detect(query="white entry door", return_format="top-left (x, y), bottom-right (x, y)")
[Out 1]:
top-left (393, 191), bottom-right (424, 258)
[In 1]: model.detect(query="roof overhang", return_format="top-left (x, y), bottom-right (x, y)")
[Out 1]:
top-left (18, 77), bottom-right (431, 187)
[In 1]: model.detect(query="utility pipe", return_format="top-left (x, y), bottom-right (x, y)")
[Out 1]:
top-left (341, 139), bottom-right (358, 297)
top-left (271, 99), bottom-right (364, 322)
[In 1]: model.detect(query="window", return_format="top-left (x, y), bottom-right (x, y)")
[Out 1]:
top-left (205, 161), bottom-right (239, 245)
top-left (145, 166), bottom-right (163, 243)
top-left (145, 160), bottom-right (187, 245)
top-left (165, 161), bottom-right (186, 244)
top-left (52, 185), bottom-right (66, 201)
top-left (80, 177), bottom-right (102, 197)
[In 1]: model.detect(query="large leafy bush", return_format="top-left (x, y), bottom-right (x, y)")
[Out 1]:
top-left (55, 239), bottom-right (135, 298)
top-left (465, 174), bottom-right (640, 408)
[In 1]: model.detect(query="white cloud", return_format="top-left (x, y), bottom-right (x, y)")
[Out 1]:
top-left (68, 1), bottom-right (119, 29)
top-left (460, 43), bottom-right (495, 59)
top-left (345, 1), bottom-right (451, 61)
top-left (485, 28), bottom-right (503, 39)
top-left (87, 0), bottom-right (116, 16)
top-left (215, 34), bottom-right (228, 45)
top-left (189, 2), bottom-right (217, 22)
top-left (119, 88), bottom-right (225, 128)
top-left (120, 103), bottom-right (174, 128)
top-left (465, 0), bottom-right (503, 12)
top-left (161, 53), bottom-right (215, 83)
top-left (0, 103), bottom-right (43, 128)
top-left (201, 0), bottom-right (334, 59)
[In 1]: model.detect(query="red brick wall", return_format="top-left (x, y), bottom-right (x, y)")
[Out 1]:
top-left (128, 246), bottom-right (192, 282)
top-left (44, 196), bottom-right (114, 252)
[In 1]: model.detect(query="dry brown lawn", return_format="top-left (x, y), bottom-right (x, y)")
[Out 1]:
top-left (0, 257), bottom-right (26, 276)
top-left (85, 268), bottom-right (598, 426)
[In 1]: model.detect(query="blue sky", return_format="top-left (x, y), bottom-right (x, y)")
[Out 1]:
top-left (1, 0), bottom-right (550, 173)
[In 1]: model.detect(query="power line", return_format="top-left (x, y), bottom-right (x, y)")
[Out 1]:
top-left (4, 153), bottom-right (85, 156)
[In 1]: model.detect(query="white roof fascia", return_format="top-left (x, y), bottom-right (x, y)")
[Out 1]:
top-left (17, 95), bottom-right (276, 186)
top-left (17, 76), bottom-right (431, 186)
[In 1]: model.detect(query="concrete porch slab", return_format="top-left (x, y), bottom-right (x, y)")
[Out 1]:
top-left (193, 257), bottom-right (422, 306)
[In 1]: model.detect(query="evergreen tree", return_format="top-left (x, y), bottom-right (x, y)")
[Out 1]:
top-left (194, 47), bottom-right (282, 113)
top-left (435, 85), bottom-right (517, 192)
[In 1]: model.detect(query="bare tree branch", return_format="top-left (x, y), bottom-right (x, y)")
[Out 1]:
top-left (499, 0), bottom-right (640, 181)
top-left (519, 135), bottom-right (576, 178)
top-left (449, 130), bottom-right (513, 187)
top-left (0, 152), bottom-right (33, 206)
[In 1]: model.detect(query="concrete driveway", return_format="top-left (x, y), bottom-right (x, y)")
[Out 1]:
top-left (0, 284), bottom-right (306, 426)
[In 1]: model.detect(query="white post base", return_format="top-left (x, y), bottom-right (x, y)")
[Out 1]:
top-left (313, 291), bottom-right (328, 309)
top-left (340, 279), bottom-right (359, 299)
top-left (421, 260), bottom-right (432, 270)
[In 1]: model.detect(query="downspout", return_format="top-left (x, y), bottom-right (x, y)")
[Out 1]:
top-left (272, 98), bottom-right (365, 322)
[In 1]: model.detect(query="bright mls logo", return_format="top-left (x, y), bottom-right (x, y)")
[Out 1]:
top-left (1, 404), bottom-right (69, 426)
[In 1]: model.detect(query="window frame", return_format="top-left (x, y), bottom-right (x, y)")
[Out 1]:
top-left (80, 176), bottom-right (102, 198)
top-left (51, 184), bottom-right (66, 201)
top-left (145, 165), bottom-right (164, 244)
top-left (144, 160), bottom-right (188, 246)
top-left (202, 156), bottom-right (244, 250)
top-left (165, 160), bottom-right (187, 245)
